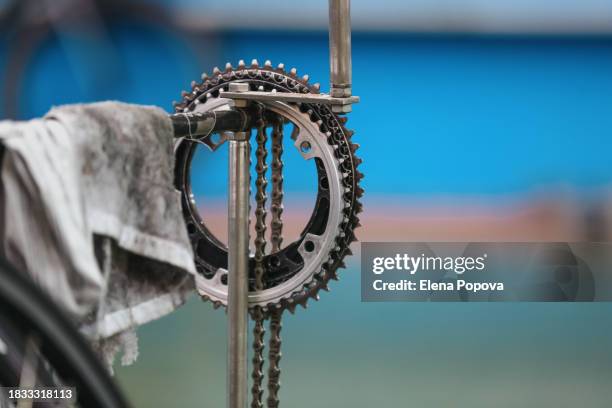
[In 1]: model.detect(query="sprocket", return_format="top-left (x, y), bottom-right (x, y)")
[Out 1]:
top-left (174, 59), bottom-right (363, 316)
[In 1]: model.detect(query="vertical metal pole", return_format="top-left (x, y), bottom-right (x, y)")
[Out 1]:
top-left (329, 0), bottom-right (352, 97)
top-left (228, 131), bottom-right (250, 408)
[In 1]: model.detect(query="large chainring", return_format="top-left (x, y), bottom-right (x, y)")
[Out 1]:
top-left (174, 60), bottom-right (363, 315)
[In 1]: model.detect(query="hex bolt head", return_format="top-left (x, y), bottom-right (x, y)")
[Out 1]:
top-left (228, 82), bottom-right (250, 93)
top-left (330, 86), bottom-right (352, 98)
top-left (332, 104), bottom-right (352, 114)
top-left (227, 82), bottom-right (250, 107)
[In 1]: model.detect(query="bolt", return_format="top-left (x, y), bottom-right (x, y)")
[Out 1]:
top-left (228, 82), bottom-right (250, 93)
top-left (330, 86), bottom-right (352, 98)
top-left (332, 104), bottom-right (352, 114)
top-left (228, 82), bottom-right (250, 108)
top-left (228, 82), bottom-right (249, 108)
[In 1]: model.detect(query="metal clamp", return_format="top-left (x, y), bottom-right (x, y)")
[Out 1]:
top-left (220, 89), bottom-right (359, 113)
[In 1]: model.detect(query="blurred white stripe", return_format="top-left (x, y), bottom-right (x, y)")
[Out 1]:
top-left (170, 0), bottom-right (612, 33)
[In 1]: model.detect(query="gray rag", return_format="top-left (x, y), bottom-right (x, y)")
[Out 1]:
top-left (0, 101), bottom-right (196, 369)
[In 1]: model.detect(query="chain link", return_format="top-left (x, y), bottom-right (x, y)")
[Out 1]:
top-left (250, 307), bottom-right (266, 408)
top-left (270, 117), bottom-right (284, 252)
top-left (253, 109), bottom-right (268, 291)
top-left (266, 310), bottom-right (283, 408)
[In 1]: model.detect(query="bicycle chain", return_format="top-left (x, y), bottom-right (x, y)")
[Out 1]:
top-left (270, 116), bottom-right (284, 253)
top-left (251, 112), bottom-right (286, 408)
top-left (266, 115), bottom-right (285, 408)
top-left (253, 105), bottom-right (268, 292)
top-left (251, 103), bottom-right (268, 408)
top-left (266, 311), bottom-right (282, 408)
top-left (249, 106), bottom-right (287, 407)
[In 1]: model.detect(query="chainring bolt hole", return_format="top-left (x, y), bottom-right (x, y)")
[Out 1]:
top-left (304, 240), bottom-right (315, 252)
top-left (300, 141), bottom-right (312, 153)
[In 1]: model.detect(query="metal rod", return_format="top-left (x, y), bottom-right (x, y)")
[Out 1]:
top-left (227, 131), bottom-right (250, 408)
top-left (170, 109), bottom-right (250, 139)
top-left (329, 0), bottom-right (352, 97)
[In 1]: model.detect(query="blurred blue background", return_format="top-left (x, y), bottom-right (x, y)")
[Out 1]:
top-left (2, 0), bottom-right (612, 406)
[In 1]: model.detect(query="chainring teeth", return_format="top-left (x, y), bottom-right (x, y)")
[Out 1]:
top-left (175, 60), bottom-right (362, 316)
top-left (175, 60), bottom-right (321, 112)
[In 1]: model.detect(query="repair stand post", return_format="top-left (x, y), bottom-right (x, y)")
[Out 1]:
top-left (227, 129), bottom-right (250, 408)
top-left (329, 0), bottom-right (352, 98)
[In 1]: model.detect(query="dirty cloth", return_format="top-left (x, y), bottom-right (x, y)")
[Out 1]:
top-left (0, 102), bottom-right (196, 366)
